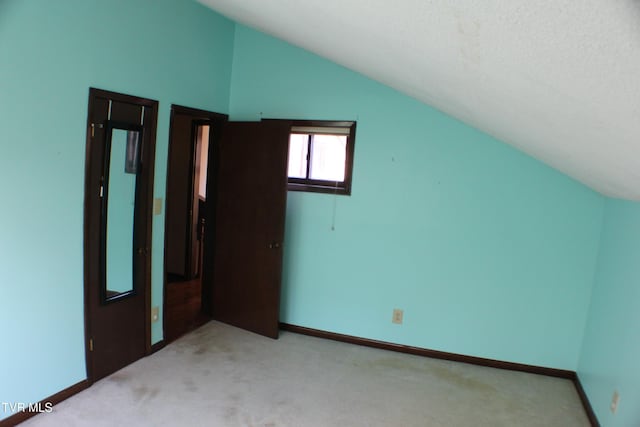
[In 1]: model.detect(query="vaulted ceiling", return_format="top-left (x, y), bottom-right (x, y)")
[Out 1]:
top-left (199, 0), bottom-right (640, 200)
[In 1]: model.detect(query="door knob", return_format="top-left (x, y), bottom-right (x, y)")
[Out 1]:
top-left (268, 242), bottom-right (281, 249)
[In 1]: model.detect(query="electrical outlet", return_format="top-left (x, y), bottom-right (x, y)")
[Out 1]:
top-left (152, 306), bottom-right (159, 322)
top-left (610, 390), bottom-right (620, 414)
top-left (392, 308), bottom-right (403, 324)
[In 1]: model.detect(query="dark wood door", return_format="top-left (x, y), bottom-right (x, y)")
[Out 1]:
top-left (166, 108), bottom-right (225, 281)
top-left (84, 88), bottom-right (157, 382)
top-left (211, 121), bottom-right (290, 339)
top-left (165, 111), bottom-right (194, 279)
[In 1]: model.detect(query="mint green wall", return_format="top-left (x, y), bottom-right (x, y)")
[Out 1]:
top-left (0, 0), bottom-right (233, 419)
top-left (229, 25), bottom-right (605, 370)
top-left (0, 1), bottom-right (627, 420)
top-left (578, 199), bottom-right (640, 426)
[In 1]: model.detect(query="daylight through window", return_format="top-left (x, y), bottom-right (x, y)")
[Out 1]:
top-left (286, 121), bottom-right (356, 195)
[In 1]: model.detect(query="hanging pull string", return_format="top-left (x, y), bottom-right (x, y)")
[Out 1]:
top-left (331, 180), bottom-right (338, 231)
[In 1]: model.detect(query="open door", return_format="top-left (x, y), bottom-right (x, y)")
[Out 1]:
top-left (165, 111), bottom-right (195, 280)
top-left (166, 107), bottom-right (222, 281)
top-left (211, 121), bottom-right (290, 339)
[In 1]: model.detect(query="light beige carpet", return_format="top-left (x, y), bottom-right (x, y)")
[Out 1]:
top-left (22, 321), bottom-right (590, 426)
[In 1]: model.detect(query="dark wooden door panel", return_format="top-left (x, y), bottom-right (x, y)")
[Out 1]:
top-left (109, 100), bottom-right (142, 123)
top-left (84, 88), bottom-right (157, 382)
top-left (165, 112), bottom-right (193, 278)
top-left (212, 121), bottom-right (290, 339)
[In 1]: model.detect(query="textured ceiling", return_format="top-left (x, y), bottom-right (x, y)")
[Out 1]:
top-left (199, 0), bottom-right (640, 200)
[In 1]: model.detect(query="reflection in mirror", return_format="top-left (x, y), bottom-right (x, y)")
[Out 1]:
top-left (104, 127), bottom-right (140, 301)
top-left (125, 131), bottom-right (140, 174)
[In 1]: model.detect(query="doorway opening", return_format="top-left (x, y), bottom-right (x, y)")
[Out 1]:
top-left (163, 105), bottom-right (226, 343)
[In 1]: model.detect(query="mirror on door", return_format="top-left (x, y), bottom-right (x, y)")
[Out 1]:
top-left (101, 124), bottom-right (142, 303)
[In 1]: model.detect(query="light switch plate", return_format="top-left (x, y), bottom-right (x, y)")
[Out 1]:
top-left (153, 198), bottom-right (163, 215)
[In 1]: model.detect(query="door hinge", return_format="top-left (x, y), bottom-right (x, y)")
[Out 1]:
top-left (99, 184), bottom-right (104, 198)
top-left (90, 123), bottom-right (104, 138)
top-left (89, 338), bottom-right (94, 352)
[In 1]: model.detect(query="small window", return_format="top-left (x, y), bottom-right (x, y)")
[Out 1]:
top-left (286, 121), bottom-right (356, 195)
